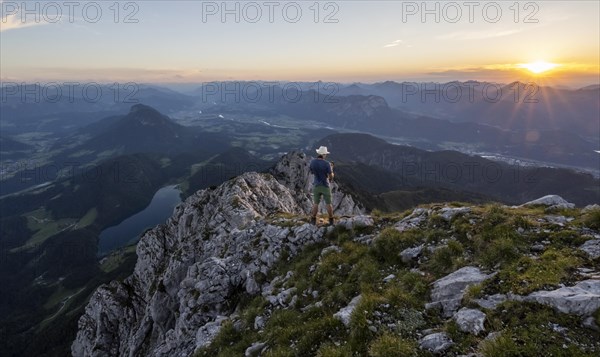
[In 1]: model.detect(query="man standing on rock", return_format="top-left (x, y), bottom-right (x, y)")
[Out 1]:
top-left (310, 146), bottom-right (335, 225)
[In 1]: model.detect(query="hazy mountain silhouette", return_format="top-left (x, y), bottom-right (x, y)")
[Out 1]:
top-left (338, 81), bottom-right (600, 139)
top-left (78, 104), bottom-right (229, 155)
top-left (318, 133), bottom-right (600, 206)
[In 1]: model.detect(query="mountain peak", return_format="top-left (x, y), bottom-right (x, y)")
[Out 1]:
top-left (129, 103), bottom-right (161, 114)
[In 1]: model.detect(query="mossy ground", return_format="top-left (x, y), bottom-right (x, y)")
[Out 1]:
top-left (196, 205), bottom-right (600, 356)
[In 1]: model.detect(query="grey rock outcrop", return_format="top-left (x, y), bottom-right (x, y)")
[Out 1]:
top-left (439, 207), bottom-right (470, 221)
top-left (245, 342), bottom-right (266, 356)
top-left (426, 267), bottom-right (495, 317)
top-left (473, 294), bottom-right (507, 310)
top-left (520, 195), bottom-right (575, 209)
top-left (336, 215), bottom-right (374, 230)
top-left (580, 239), bottom-right (600, 259)
top-left (72, 152), bottom-right (363, 357)
top-left (333, 295), bottom-right (362, 327)
top-left (401, 244), bottom-right (424, 263)
top-left (525, 280), bottom-right (600, 317)
top-left (196, 316), bottom-right (227, 350)
top-left (582, 204), bottom-right (600, 213)
top-left (395, 208), bottom-right (429, 232)
top-left (453, 308), bottom-right (486, 335)
top-left (419, 332), bottom-right (453, 354)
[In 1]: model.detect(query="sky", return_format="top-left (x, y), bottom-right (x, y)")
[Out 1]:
top-left (1, 0), bottom-right (599, 87)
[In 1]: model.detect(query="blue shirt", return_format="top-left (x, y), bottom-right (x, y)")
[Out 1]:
top-left (310, 158), bottom-right (332, 187)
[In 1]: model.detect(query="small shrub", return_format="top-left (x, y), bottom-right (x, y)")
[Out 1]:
top-left (424, 228), bottom-right (446, 244)
top-left (428, 214), bottom-right (448, 229)
top-left (294, 317), bottom-right (346, 355)
top-left (484, 301), bottom-right (599, 356)
top-left (424, 241), bottom-right (465, 276)
top-left (263, 346), bottom-right (295, 357)
top-left (549, 230), bottom-right (583, 247)
top-left (445, 320), bottom-right (478, 352)
top-left (476, 236), bottom-right (521, 269)
top-left (463, 283), bottom-right (483, 303)
top-left (371, 209), bottom-right (383, 218)
top-left (583, 209), bottom-right (600, 230)
top-left (368, 332), bottom-right (417, 357)
top-left (348, 257), bottom-right (381, 291)
top-left (397, 271), bottom-right (429, 302)
top-left (316, 343), bottom-right (352, 357)
top-left (327, 225), bottom-right (354, 243)
top-left (194, 320), bottom-right (258, 357)
top-left (496, 248), bottom-right (580, 295)
top-left (371, 228), bottom-right (419, 265)
top-left (349, 294), bottom-right (385, 353)
top-left (484, 205), bottom-right (508, 226)
top-left (512, 215), bottom-right (533, 230)
top-left (480, 332), bottom-right (519, 357)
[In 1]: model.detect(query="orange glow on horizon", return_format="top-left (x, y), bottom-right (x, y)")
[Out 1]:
top-left (518, 61), bottom-right (560, 74)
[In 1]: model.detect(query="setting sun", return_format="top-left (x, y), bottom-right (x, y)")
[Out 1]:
top-left (519, 61), bottom-right (560, 74)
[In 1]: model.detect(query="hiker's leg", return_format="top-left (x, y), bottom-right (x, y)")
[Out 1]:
top-left (326, 204), bottom-right (334, 218)
top-left (311, 202), bottom-right (319, 218)
top-left (324, 188), bottom-right (333, 220)
top-left (311, 188), bottom-right (321, 219)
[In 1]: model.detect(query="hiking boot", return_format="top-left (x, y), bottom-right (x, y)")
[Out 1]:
top-left (310, 216), bottom-right (317, 225)
top-left (328, 217), bottom-right (335, 226)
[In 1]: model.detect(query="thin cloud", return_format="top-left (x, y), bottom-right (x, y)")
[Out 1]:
top-left (437, 29), bottom-right (522, 40)
top-left (383, 39), bottom-right (403, 48)
top-left (1, 12), bottom-right (53, 32)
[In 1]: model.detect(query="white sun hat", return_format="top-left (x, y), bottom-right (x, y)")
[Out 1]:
top-left (316, 146), bottom-right (330, 155)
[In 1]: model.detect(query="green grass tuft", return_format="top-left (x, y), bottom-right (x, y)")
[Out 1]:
top-left (583, 209), bottom-right (600, 230)
top-left (371, 228), bottom-right (420, 266)
top-left (368, 332), bottom-right (417, 357)
top-left (494, 248), bottom-right (580, 295)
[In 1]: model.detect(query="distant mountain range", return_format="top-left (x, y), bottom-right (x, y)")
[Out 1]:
top-left (338, 81), bottom-right (600, 139)
top-left (197, 85), bottom-right (598, 170)
top-left (319, 133), bottom-right (600, 207)
top-left (0, 84), bottom-right (196, 134)
top-left (2, 81), bottom-right (597, 171)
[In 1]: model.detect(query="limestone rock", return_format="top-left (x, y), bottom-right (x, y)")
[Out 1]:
top-left (453, 308), bottom-right (486, 335)
top-left (333, 295), bottom-right (362, 327)
top-left (438, 207), bottom-right (471, 221)
top-left (419, 332), bottom-right (453, 354)
top-left (473, 294), bottom-right (507, 310)
top-left (520, 195), bottom-right (575, 209)
top-left (336, 215), bottom-right (374, 230)
top-left (245, 342), bottom-right (266, 356)
top-left (196, 316), bottom-right (228, 350)
top-left (426, 267), bottom-right (495, 317)
top-left (525, 280), bottom-right (600, 317)
top-left (580, 239), bottom-right (600, 259)
top-left (320, 245), bottom-right (342, 258)
top-left (582, 204), bottom-right (600, 213)
top-left (401, 244), bottom-right (424, 263)
top-left (395, 208), bottom-right (429, 232)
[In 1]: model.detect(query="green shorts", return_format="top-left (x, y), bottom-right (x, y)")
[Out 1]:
top-left (313, 185), bottom-right (332, 205)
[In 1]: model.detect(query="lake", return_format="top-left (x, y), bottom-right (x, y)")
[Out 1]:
top-left (98, 185), bottom-right (182, 255)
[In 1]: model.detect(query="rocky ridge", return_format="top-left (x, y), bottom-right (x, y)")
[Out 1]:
top-left (72, 152), bottom-right (361, 356)
top-left (73, 152), bottom-right (600, 356)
